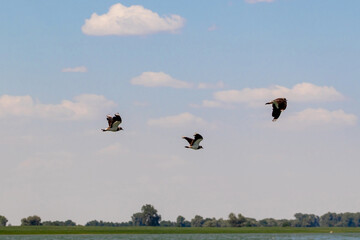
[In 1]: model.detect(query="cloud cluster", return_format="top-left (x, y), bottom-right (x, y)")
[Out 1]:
top-left (131, 72), bottom-right (224, 90)
top-left (285, 108), bottom-right (357, 126)
top-left (82, 3), bottom-right (185, 36)
top-left (202, 83), bottom-right (344, 107)
top-left (0, 94), bottom-right (116, 120)
top-left (131, 72), bottom-right (192, 88)
top-left (62, 66), bottom-right (88, 73)
top-left (198, 81), bottom-right (224, 89)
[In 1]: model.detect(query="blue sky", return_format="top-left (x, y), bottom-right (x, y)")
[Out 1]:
top-left (1, 0), bottom-right (360, 225)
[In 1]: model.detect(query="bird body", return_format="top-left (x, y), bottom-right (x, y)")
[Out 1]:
top-left (102, 113), bottom-right (123, 132)
top-left (266, 98), bottom-right (287, 121)
top-left (183, 133), bottom-right (203, 150)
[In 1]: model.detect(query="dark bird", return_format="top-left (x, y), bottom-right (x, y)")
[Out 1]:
top-left (266, 98), bottom-right (287, 121)
top-left (183, 133), bottom-right (203, 150)
top-left (101, 113), bottom-right (123, 132)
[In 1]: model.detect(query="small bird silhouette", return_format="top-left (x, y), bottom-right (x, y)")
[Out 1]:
top-left (266, 98), bottom-right (287, 121)
top-left (183, 133), bottom-right (203, 150)
top-left (101, 113), bottom-right (123, 132)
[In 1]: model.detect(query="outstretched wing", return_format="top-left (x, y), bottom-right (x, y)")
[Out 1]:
top-left (272, 106), bottom-right (282, 121)
top-left (106, 115), bottom-right (113, 127)
top-left (113, 113), bottom-right (122, 124)
top-left (192, 134), bottom-right (203, 148)
top-left (111, 113), bottom-right (122, 128)
top-left (183, 137), bottom-right (194, 145)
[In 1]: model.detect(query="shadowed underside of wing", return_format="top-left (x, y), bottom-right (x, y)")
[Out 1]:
top-left (183, 137), bottom-right (194, 145)
top-left (113, 114), bottom-right (122, 125)
top-left (106, 116), bottom-right (113, 127)
top-left (111, 116), bottom-right (122, 128)
top-left (272, 107), bottom-right (282, 121)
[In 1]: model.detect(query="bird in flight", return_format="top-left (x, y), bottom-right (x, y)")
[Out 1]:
top-left (183, 133), bottom-right (203, 150)
top-left (266, 98), bottom-right (287, 122)
top-left (102, 113), bottom-right (123, 132)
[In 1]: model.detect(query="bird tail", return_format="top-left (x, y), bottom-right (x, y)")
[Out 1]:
top-left (265, 102), bottom-right (272, 105)
top-left (101, 129), bottom-right (107, 132)
top-left (185, 146), bottom-right (190, 148)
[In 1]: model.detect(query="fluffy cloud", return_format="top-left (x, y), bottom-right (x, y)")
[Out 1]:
top-left (147, 112), bottom-right (209, 128)
top-left (131, 72), bottom-right (192, 88)
top-left (62, 66), bottom-right (87, 73)
top-left (0, 94), bottom-right (116, 120)
top-left (198, 81), bottom-right (224, 89)
top-left (245, 0), bottom-right (275, 3)
top-left (285, 108), bottom-right (357, 126)
top-left (201, 83), bottom-right (344, 108)
top-left (82, 3), bottom-right (185, 36)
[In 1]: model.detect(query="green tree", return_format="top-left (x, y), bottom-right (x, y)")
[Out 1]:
top-left (293, 213), bottom-right (319, 227)
top-left (131, 212), bottom-right (145, 226)
top-left (203, 218), bottom-right (221, 227)
top-left (191, 215), bottom-right (204, 227)
top-left (160, 220), bottom-right (175, 227)
top-left (259, 218), bottom-right (278, 227)
top-left (320, 212), bottom-right (337, 227)
top-left (228, 213), bottom-right (246, 227)
top-left (244, 217), bottom-right (258, 227)
top-left (141, 204), bottom-right (161, 226)
top-left (0, 215), bottom-right (8, 227)
top-left (176, 215), bottom-right (186, 227)
top-left (21, 215), bottom-right (42, 226)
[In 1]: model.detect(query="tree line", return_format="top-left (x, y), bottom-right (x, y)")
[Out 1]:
top-left (2, 205), bottom-right (360, 227)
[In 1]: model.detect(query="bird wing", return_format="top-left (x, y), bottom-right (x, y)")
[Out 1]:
top-left (111, 120), bottom-right (121, 129)
top-left (183, 137), bottom-right (194, 145)
top-left (106, 116), bottom-right (113, 127)
top-left (113, 114), bottom-right (122, 124)
top-left (192, 134), bottom-right (203, 147)
top-left (111, 114), bottom-right (122, 128)
top-left (272, 106), bottom-right (282, 120)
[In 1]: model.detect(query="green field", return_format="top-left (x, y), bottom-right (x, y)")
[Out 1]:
top-left (1, 226), bottom-right (360, 235)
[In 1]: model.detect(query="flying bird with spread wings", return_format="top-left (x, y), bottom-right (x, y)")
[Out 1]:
top-left (101, 113), bottom-right (123, 132)
top-left (266, 98), bottom-right (287, 122)
top-left (183, 133), bottom-right (203, 150)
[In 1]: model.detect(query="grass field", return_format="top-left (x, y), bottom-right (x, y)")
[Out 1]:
top-left (1, 226), bottom-right (360, 235)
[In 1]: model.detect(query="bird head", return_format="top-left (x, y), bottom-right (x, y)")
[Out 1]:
top-left (117, 127), bottom-right (124, 131)
top-left (199, 146), bottom-right (203, 149)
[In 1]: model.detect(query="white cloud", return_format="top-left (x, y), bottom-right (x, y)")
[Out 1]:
top-left (82, 3), bottom-right (185, 36)
top-left (190, 100), bottom-right (231, 109)
top-left (131, 72), bottom-right (192, 88)
top-left (285, 108), bottom-right (357, 126)
top-left (147, 112), bottom-right (209, 128)
top-left (0, 94), bottom-right (116, 120)
top-left (198, 81), bottom-right (224, 89)
top-left (245, 0), bottom-right (275, 3)
top-left (202, 82), bottom-right (344, 108)
top-left (62, 66), bottom-right (87, 73)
